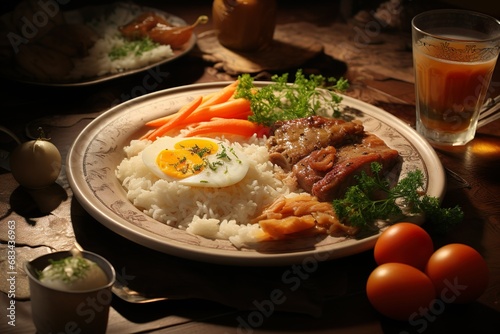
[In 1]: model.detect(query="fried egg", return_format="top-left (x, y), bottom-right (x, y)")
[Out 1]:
top-left (142, 137), bottom-right (249, 187)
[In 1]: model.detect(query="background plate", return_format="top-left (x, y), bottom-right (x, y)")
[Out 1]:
top-left (67, 82), bottom-right (445, 266)
top-left (0, 2), bottom-right (196, 87)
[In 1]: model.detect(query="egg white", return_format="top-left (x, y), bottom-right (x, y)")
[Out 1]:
top-left (142, 136), bottom-right (249, 188)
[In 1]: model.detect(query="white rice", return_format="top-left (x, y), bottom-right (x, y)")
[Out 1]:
top-left (67, 7), bottom-right (174, 80)
top-left (115, 136), bottom-right (297, 247)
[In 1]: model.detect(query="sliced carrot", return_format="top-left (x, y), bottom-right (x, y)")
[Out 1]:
top-left (183, 98), bottom-right (251, 124)
top-left (145, 81), bottom-right (239, 128)
top-left (201, 91), bottom-right (216, 104)
top-left (198, 80), bottom-right (238, 108)
top-left (141, 128), bottom-right (155, 139)
top-left (184, 118), bottom-right (268, 138)
top-left (145, 95), bottom-right (203, 128)
top-left (145, 113), bottom-right (176, 128)
top-left (142, 95), bottom-right (203, 140)
top-left (226, 109), bottom-right (254, 120)
top-left (147, 98), bottom-right (251, 132)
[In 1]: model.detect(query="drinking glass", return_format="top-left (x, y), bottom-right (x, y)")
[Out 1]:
top-left (25, 250), bottom-right (116, 334)
top-left (412, 9), bottom-right (500, 146)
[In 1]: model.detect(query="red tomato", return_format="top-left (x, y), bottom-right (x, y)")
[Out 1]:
top-left (425, 243), bottom-right (489, 304)
top-left (374, 222), bottom-right (434, 270)
top-left (366, 263), bottom-right (436, 321)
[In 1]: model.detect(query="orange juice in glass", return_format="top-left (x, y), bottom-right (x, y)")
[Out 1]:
top-left (412, 10), bottom-right (500, 146)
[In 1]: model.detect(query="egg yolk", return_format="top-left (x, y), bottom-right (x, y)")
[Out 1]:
top-left (156, 139), bottom-right (218, 179)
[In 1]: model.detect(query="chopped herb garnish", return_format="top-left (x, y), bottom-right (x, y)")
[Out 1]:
top-left (179, 143), bottom-right (214, 158)
top-left (229, 147), bottom-right (242, 164)
top-left (216, 145), bottom-right (231, 161)
top-left (193, 163), bottom-right (204, 171)
top-left (208, 160), bottom-right (224, 171)
top-left (38, 256), bottom-right (91, 283)
top-left (191, 145), bottom-right (212, 158)
top-left (109, 37), bottom-right (160, 60)
top-left (179, 164), bottom-right (189, 174)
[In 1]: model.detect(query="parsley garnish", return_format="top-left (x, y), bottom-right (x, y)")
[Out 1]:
top-left (109, 37), bottom-right (160, 60)
top-left (332, 162), bottom-right (463, 234)
top-left (235, 69), bottom-right (349, 127)
top-left (38, 256), bottom-right (90, 283)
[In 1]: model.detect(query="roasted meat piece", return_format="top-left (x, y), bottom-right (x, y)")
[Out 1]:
top-left (119, 13), bottom-right (207, 49)
top-left (119, 12), bottom-right (169, 40)
top-left (258, 115), bottom-right (400, 239)
top-left (293, 133), bottom-right (400, 201)
top-left (292, 145), bottom-right (337, 193)
top-left (267, 116), bottom-right (364, 171)
top-left (267, 115), bottom-right (400, 203)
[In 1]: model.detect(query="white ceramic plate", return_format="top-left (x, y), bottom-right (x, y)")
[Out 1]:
top-left (67, 82), bottom-right (445, 266)
top-left (0, 3), bottom-right (196, 87)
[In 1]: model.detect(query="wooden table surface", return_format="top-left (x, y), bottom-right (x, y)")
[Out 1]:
top-left (1, 1), bottom-right (499, 333)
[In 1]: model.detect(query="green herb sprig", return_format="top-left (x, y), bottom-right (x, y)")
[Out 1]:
top-left (332, 162), bottom-right (463, 234)
top-left (38, 257), bottom-right (90, 283)
top-left (235, 70), bottom-right (349, 127)
top-left (109, 37), bottom-right (160, 60)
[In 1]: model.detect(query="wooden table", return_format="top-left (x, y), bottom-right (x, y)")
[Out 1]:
top-left (1, 1), bottom-right (499, 333)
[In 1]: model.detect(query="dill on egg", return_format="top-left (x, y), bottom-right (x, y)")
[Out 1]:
top-left (216, 145), bottom-right (231, 161)
top-left (191, 145), bottom-right (213, 158)
top-left (207, 160), bottom-right (224, 171)
top-left (193, 163), bottom-right (204, 172)
top-left (229, 147), bottom-right (242, 164)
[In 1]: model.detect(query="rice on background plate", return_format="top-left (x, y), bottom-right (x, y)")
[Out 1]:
top-left (115, 136), bottom-right (299, 248)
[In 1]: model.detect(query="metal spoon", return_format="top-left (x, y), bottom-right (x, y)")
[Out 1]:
top-left (112, 279), bottom-right (169, 304)
top-left (73, 242), bottom-right (169, 304)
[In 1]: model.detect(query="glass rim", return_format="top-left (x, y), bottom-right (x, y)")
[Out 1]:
top-left (24, 250), bottom-right (116, 294)
top-left (412, 9), bottom-right (500, 44)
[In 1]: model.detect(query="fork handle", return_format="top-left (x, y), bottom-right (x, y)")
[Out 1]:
top-left (477, 106), bottom-right (500, 128)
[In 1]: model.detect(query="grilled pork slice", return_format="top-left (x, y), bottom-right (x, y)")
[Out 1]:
top-left (293, 133), bottom-right (400, 201)
top-left (267, 116), bottom-right (365, 171)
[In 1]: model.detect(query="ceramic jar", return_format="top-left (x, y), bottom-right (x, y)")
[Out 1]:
top-left (212, 0), bottom-right (277, 52)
